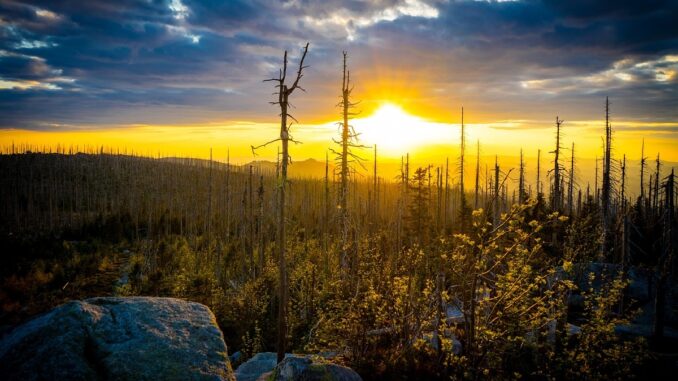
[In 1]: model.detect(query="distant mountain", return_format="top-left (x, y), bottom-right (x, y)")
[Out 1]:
top-left (244, 158), bottom-right (332, 179)
top-left (158, 156), bottom-right (332, 178)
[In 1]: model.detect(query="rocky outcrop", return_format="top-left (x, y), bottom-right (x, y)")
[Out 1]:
top-left (235, 353), bottom-right (362, 381)
top-left (271, 355), bottom-right (362, 381)
top-left (0, 297), bottom-right (234, 381)
top-left (235, 352), bottom-right (280, 381)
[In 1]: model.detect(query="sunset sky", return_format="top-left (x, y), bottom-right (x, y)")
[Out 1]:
top-left (1, 0), bottom-right (677, 167)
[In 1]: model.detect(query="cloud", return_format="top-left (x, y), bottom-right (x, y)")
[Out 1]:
top-left (299, 0), bottom-right (439, 40)
top-left (0, 0), bottom-right (676, 130)
top-left (520, 55), bottom-right (678, 92)
top-left (0, 49), bottom-right (76, 91)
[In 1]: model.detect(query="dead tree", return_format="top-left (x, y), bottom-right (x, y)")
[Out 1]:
top-left (439, 165), bottom-right (444, 232)
top-left (549, 117), bottom-right (564, 211)
top-left (620, 155), bottom-right (626, 215)
top-left (459, 108), bottom-right (466, 201)
top-left (254, 42), bottom-right (309, 363)
top-left (601, 97), bottom-right (613, 260)
top-left (640, 139), bottom-right (647, 204)
top-left (518, 148), bottom-right (525, 205)
top-left (226, 149), bottom-right (231, 239)
top-left (595, 156), bottom-right (599, 205)
top-left (458, 107), bottom-right (470, 230)
top-left (474, 140), bottom-right (480, 209)
top-left (649, 176), bottom-right (654, 212)
top-left (207, 148), bottom-right (213, 260)
top-left (494, 156), bottom-right (500, 226)
top-left (249, 165), bottom-right (254, 276)
top-left (568, 143), bottom-right (575, 216)
top-left (561, 175), bottom-right (566, 211)
top-left (257, 174), bottom-right (265, 273)
top-left (536, 149), bottom-right (541, 197)
top-left (445, 157), bottom-right (450, 227)
top-left (332, 51), bottom-right (366, 273)
top-left (373, 144), bottom-right (378, 223)
top-left (323, 151), bottom-right (330, 271)
top-left (654, 154), bottom-right (661, 213)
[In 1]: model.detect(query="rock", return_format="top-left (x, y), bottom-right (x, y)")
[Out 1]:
top-left (568, 323), bottom-right (582, 335)
top-left (0, 297), bottom-right (234, 381)
top-left (445, 302), bottom-right (464, 325)
top-left (627, 267), bottom-right (652, 303)
top-left (451, 337), bottom-right (463, 355)
top-left (235, 352), bottom-right (281, 381)
top-left (236, 353), bottom-right (362, 381)
top-left (229, 351), bottom-right (243, 367)
top-left (271, 355), bottom-right (362, 381)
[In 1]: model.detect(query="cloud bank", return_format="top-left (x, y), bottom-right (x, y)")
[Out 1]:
top-left (0, 0), bottom-right (676, 129)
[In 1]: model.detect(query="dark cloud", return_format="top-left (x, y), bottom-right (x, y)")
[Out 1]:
top-left (0, 0), bottom-right (677, 129)
top-left (541, 0), bottom-right (670, 20)
top-left (184, 0), bottom-right (260, 31)
top-left (0, 53), bottom-right (58, 80)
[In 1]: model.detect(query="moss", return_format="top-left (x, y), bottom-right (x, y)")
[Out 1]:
top-left (267, 367), bottom-right (279, 381)
top-left (307, 363), bottom-right (334, 381)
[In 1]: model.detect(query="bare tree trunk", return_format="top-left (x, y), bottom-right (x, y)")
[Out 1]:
top-left (224, 149), bottom-right (231, 241)
top-left (474, 140), bottom-right (480, 209)
top-left (323, 151), bottom-right (329, 271)
top-left (649, 176), bottom-right (654, 213)
top-left (258, 43), bottom-right (309, 363)
top-left (494, 156), bottom-right (500, 227)
top-left (373, 144), bottom-right (378, 225)
top-left (435, 167), bottom-right (443, 233)
top-left (334, 51), bottom-right (363, 273)
top-left (459, 107), bottom-right (468, 230)
top-left (536, 149), bottom-right (541, 197)
top-left (249, 165), bottom-right (254, 276)
top-left (654, 154), bottom-right (661, 214)
top-left (551, 117), bottom-right (563, 211)
top-left (568, 143), bottom-right (575, 216)
top-left (277, 102), bottom-right (290, 363)
top-left (601, 97), bottom-right (612, 260)
top-left (561, 175), bottom-right (566, 212)
top-left (595, 156), bottom-right (599, 205)
top-left (339, 53), bottom-right (350, 271)
top-left (620, 155), bottom-right (626, 215)
top-left (519, 148), bottom-right (525, 204)
top-left (640, 139), bottom-right (646, 203)
top-left (445, 157), bottom-right (450, 228)
top-left (257, 174), bottom-right (265, 274)
top-left (484, 164), bottom-right (489, 206)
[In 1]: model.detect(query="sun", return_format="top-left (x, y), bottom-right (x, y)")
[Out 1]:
top-left (353, 102), bottom-right (450, 155)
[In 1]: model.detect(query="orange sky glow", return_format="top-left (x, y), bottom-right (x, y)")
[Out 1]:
top-left (2, 101), bottom-right (675, 165)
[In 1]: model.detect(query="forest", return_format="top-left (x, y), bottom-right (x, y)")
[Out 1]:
top-left (1, 45), bottom-right (677, 380)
